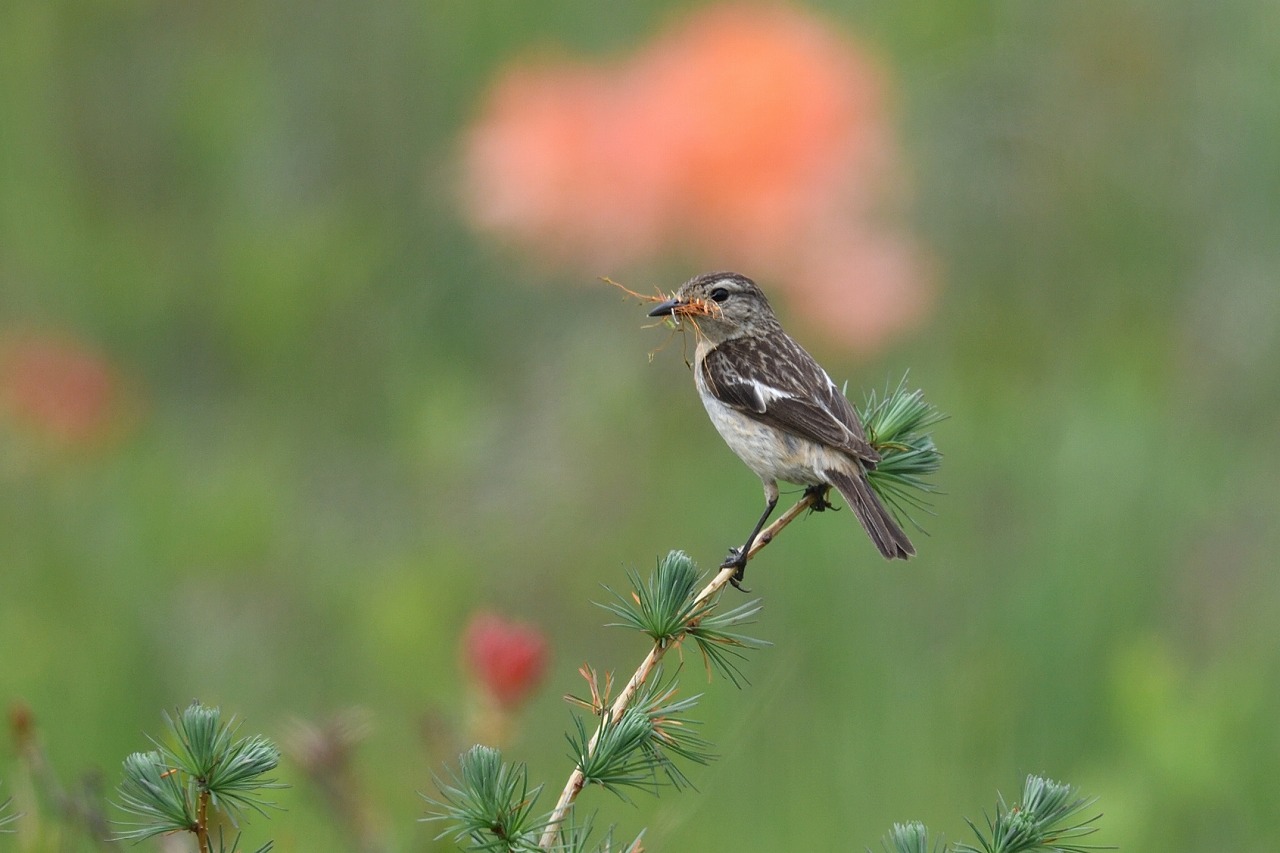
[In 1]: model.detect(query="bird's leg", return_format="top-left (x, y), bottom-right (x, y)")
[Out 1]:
top-left (803, 483), bottom-right (836, 512)
top-left (723, 485), bottom-right (779, 591)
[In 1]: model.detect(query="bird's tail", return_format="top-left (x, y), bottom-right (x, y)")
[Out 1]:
top-left (824, 468), bottom-right (915, 560)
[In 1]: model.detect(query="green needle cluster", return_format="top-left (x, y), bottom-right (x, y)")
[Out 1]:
top-left (426, 746), bottom-right (548, 852)
top-left (568, 673), bottom-right (712, 798)
top-left (859, 375), bottom-right (945, 529)
top-left (114, 701), bottom-right (284, 853)
top-left (880, 775), bottom-right (1107, 853)
top-left (599, 550), bottom-right (769, 686)
top-left (425, 745), bottom-right (651, 853)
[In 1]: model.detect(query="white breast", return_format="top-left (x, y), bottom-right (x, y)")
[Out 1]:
top-left (694, 363), bottom-right (847, 486)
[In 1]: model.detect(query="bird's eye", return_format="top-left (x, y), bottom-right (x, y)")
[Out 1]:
top-left (709, 287), bottom-right (730, 303)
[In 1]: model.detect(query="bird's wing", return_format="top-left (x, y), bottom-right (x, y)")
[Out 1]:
top-left (701, 336), bottom-right (880, 466)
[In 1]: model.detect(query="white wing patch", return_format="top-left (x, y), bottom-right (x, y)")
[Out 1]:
top-left (753, 382), bottom-right (794, 406)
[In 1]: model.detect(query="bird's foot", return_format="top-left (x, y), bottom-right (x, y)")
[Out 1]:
top-left (720, 548), bottom-right (751, 592)
top-left (803, 484), bottom-right (837, 512)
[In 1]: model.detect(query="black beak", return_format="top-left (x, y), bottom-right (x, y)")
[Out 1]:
top-left (648, 298), bottom-right (681, 317)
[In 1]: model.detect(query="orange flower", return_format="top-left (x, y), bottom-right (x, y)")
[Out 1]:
top-left (781, 232), bottom-right (935, 356)
top-left (459, 3), bottom-right (933, 352)
top-left (461, 611), bottom-right (549, 711)
top-left (630, 5), bottom-right (892, 260)
top-left (1, 333), bottom-right (119, 445)
top-left (462, 64), bottom-right (674, 266)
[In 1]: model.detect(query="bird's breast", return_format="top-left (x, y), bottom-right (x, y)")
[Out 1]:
top-left (694, 379), bottom-right (842, 486)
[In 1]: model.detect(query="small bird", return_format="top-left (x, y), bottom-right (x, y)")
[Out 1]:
top-left (648, 271), bottom-right (913, 585)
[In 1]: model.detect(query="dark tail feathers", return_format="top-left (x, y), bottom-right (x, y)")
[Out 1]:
top-left (824, 468), bottom-right (915, 560)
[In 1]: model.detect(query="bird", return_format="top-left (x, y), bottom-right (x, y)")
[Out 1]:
top-left (648, 271), bottom-right (913, 586)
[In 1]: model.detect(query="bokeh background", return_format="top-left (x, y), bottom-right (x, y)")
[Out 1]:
top-left (3, 1), bottom-right (1279, 850)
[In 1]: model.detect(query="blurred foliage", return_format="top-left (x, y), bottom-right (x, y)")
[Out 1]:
top-left (2, 1), bottom-right (1279, 851)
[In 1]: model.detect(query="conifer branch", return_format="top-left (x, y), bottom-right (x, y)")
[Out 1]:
top-left (537, 497), bottom-right (814, 849)
top-left (428, 378), bottom-right (944, 851)
top-left (113, 702), bottom-right (283, 852)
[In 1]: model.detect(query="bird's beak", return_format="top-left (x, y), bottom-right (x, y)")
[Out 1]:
top-left (648, 298), bottom-right (681, 317)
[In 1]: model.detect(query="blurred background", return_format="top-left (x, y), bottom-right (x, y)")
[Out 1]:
top-left (3, 1), bottom-right (1279, 850)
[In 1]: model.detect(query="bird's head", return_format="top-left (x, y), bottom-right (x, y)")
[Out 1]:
top-left (647, 272), bottom-right (780, 344)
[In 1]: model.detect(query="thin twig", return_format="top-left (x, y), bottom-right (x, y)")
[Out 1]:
top-left (195, 788), bottom-right (211, 853)
top-left (537, 492), bottom-right (819, 849)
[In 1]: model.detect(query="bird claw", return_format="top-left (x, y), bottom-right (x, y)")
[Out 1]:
top-left (804, 484), bottom-right (837, 513)
top-left (721, 548), bottom-right (752, 592)
top-left (720, 546), bottom-right (745, 570)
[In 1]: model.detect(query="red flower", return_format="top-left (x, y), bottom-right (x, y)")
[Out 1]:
top-left (459, 4), bottom-right (934, 352)
top-left (1, 333), bottom-right (119, 445)
top-left (462, 612), bottom-right (549, 710)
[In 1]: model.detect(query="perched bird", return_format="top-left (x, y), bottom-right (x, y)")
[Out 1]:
top-left (648, 271), bottom-right (913, 585)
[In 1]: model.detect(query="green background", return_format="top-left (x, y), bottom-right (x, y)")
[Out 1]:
top-left (3, 1), bottom-right (1279, 850)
